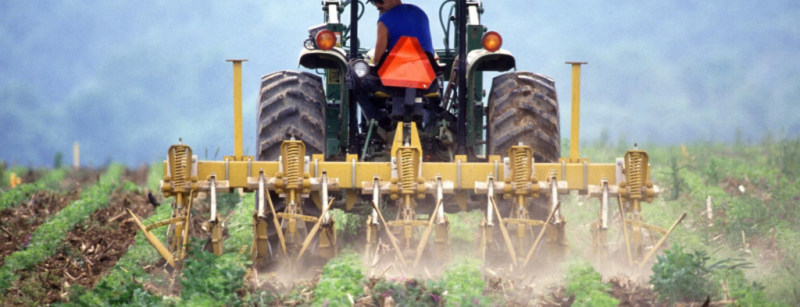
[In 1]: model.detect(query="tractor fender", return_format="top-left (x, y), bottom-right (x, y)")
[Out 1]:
top-left (298, 47), bottom-right (348, 71)
top-left (467, 49), bottom-right (516, 73)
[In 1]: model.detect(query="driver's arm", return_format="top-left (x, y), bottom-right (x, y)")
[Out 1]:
top-left (373, 22), bottom-right (389, 64)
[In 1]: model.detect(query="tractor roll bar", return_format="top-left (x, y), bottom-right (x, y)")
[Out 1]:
top-left (456, 0), bottom-right (467, 155)
top-left (348, 0), bottom-right (360, 156)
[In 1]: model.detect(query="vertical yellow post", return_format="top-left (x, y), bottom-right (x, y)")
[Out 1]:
top-left (73, 142), bottom-right (80, 168)
top-left (566, 62), bottom-right (587, 162)
top-left (227, 59), bottom-right (248, 161)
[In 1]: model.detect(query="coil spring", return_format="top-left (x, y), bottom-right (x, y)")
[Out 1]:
top-left (173, 146), bottom-right (188, 190)
top-left (513, 149), bottom-right (529, 194)
top-left (628, 152), bottom-right (643, 199)
top-left (285, 142), bottom-right (301, 187)
top-left (400, 148), bottom-right (415, 193)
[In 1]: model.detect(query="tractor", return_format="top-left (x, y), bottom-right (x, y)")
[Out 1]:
top-left (256, 0), bottom-right (562, 267)
top-left (129, 0), bottom-right (680, 276)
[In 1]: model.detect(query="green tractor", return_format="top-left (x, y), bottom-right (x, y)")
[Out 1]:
top-left (254, 0), bottom-right (562, 266)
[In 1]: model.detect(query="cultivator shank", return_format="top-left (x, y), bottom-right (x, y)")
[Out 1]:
top-left (134, 124), bottom-right (666, 269)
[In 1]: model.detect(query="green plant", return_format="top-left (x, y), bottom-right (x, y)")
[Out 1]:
top-left (666, 153), bottom-right (687, 200)
top-left (54, 151), bottom-right (64, 168)
top-left (715, 269), bottom-right (784, 307)
top-left (650, 243), bottom-right (752, 304)
top-left (63, 276), bottom-right (162, 307)
top-left (313, 252), bottom-right (365, 306)
top-left (650, 244), bottom-right (712, 303)
top-left (242, 290), bottom-right (277, 306)
top-left (776, 137), bottom-right (800, 178)
top-left (224, 195), bottom-right (254, 254)
top-left (446, 210), bottom-right (482, 246)
top-left (703, 156), bottom-right (723, 185)
top-left (563, 261), bottom-right (618, 307)
top-left (216, 192), bottom-right (241, 215)
top-left (439, 257), bottom-right (494, 307)
top-left (179, 239), bottom-right (249, 306)
top-left (331, 208), bottom-right (367, 245)
top-left (371, 277), bottom-right (445, 307)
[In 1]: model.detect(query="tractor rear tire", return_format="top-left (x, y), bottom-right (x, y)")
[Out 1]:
top-left (257, 71), bottom-right (326, 161)
top-left (486, 72), bottom-right (562, 268)
top-left (487, 71), bottom-right (560, 162)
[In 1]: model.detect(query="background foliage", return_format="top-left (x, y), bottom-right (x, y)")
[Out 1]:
top-left (1, 1), bottom-right (798, 166)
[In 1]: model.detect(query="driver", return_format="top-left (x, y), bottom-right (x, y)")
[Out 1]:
top-left (359, 0), bottom-right (439, 127)
top-left (368, 0), bottom-right (435, 66)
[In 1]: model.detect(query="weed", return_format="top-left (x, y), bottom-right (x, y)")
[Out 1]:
top-left (331, 208), bottom-right (367, 245)
top-left (179, 239), bottom-right (249, 306)
top-left (372, 277), bottom-right (444, 306)
top-left (440, 257), bottom-right (494, 307)
top-left (703, 157), bottom-right (723, 185)
top-left (446, 210), bottom-right (482, 249)
top-left (64, 276), bottom-right (161, 307)
top-left (313, 252), bottom-right (365, 306)
top-left (563, 261), bottom-right (618, 307)
top-left (650, 243), bottom-right (753, 305)
top-left (666, 152), bottom-right (687, 200)
top-left (650, 244), bottom-right (714, 303)
top-left (775, 137), bottom-right (800, 178)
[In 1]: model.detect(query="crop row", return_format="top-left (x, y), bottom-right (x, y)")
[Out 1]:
top-left (0, 165), bottom-right (124, 294)
top-left (66, 165), bottom-right (253, 306)
top-left (0, 168), bottom-right (68, 211)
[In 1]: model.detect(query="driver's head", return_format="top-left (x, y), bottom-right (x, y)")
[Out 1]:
top-left (368, 0), bottom-right (402, 14)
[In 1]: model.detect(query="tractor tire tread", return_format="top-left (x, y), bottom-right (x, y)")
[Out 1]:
top-left (487, 71), bottom-right (560, 163)
top-left (257, 70), bottom-right (326, 161)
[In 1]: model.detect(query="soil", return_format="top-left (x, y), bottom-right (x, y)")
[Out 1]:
top-left (0, 166), bottom-right (141, 269)
top-left (20, 168), bottom-right (46, 184)
top-left (609, 275), bottom-right (658, 306)
top-left (0, 190), bottom-right (80, 267)
top-left (123, 164), bottom-right (149, 186)
top-left (3, 188), bottom-right (154, 306)
top-left (61, 167), bottom-right (103, 190)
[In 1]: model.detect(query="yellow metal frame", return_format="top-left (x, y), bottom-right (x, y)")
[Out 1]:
top-left (131, 60), bottom-right (678, 270)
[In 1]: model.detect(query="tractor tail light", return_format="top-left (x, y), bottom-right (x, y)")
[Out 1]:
top-left (482, 31), bottom-right (503, 52)
top-left (315, 30), bottom-right (337, 51)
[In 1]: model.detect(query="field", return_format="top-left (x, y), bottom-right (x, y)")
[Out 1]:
top-left (1, 136), bottom-right (798, 306)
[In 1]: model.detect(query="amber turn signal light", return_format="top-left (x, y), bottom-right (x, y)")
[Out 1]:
top-left (315, 30), bottom-right (337, 51)
top-left (482, 31), bottom-right (502, 52)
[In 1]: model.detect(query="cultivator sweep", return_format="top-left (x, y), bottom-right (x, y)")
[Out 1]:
top-left (128, 0), bottom-right (682, 275)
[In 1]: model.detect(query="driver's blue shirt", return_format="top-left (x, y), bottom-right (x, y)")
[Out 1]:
top-left (378, 4), bottom-right (434, 55)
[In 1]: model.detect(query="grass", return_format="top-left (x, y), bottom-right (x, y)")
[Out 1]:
top-left (563, 136), bottom-right (800, 305)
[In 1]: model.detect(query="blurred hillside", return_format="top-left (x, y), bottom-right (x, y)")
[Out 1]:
top-left (1, 0), bottom-right (798, 166)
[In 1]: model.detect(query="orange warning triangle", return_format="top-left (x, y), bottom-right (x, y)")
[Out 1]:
top-left (378, 36), bottom-right (436, 89)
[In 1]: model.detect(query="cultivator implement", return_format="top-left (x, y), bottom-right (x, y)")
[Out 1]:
top-left (125, 59), bottom-right (684, 273)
